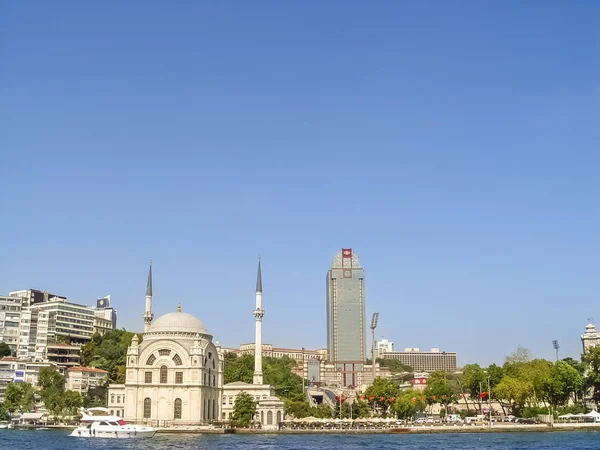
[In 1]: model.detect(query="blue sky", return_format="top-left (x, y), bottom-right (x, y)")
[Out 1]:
top-left (1, 1), bottom-right (599, 366)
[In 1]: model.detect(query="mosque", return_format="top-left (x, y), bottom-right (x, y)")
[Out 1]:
top-left (108, 260), bottom-right (284, 429)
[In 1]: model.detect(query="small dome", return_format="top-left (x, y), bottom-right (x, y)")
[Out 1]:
top-left (148, 310), bottom-right (208, 335)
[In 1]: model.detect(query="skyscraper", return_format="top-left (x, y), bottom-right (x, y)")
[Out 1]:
top-left (326, 248), bottom-right (365, 387)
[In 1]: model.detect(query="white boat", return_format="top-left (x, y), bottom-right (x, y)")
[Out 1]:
top-left (0, 421), bottom-right (9, 429)
top-left (70, 407), bottom-right (156, 439)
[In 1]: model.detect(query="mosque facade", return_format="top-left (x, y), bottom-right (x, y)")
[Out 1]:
top-left (108, 261), bottom-right (283, 429)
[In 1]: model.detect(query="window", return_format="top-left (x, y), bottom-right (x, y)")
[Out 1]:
top-left (172, 354), bottom-right (182, 366)
top-left (143, 398), bottom-right (151, 418)
top-left (158, 349), bottom-right (171, 356)
top-left (213, 375), bottom-right (216, 386)
top-left (222, 396), bottom-right (227, 405)
top-left (277, 411), bottom-right (282, 423)
top-left (160, 365), bottom-right (168, 383)
top-left (228, 397), bottom-right (232, 405)
top-left (145, 372), bottom-right (152, 383)
top-left (116, 395), bottom-right (121, 404)
top-left (175, 372), bottom-right (183, 384)
top-left (267, 411), bottom-right (273, 425)
top-left (212, 359), bottom-right (215, 369)
top-left (174, 398), bottom-right (182, 419)
top-left (111, 394), bottom-right (115, 403)
top-left (146, 354), bottom-right (156, 365)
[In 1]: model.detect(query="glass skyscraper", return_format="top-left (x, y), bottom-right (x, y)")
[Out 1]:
top-left (326, 248), bottom-right (365, 387)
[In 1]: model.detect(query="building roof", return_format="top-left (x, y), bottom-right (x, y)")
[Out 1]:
top-left (67, 366), bottom-right (108, 374)
top-left (330, 249), bottom-right (362, 269)
top-left (148, 310), bottom-right (208, 335)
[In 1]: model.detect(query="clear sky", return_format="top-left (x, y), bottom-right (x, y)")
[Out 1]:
top-left (1, 1), bottom-right (599, 367)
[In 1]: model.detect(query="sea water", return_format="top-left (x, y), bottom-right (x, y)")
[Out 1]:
top-left (1, 430), bottom-right (599, 450)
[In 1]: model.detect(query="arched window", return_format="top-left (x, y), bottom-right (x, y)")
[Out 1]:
top-left (172, 354), bottom-right (182, 366)
top-left (174, 398), bottom-right (182, 419)
top-left (143, 398), bottom-right (151, 418)
top-left (146, 354), bottom-right (156, 365)
top-left (158, 349), bottom-right (171, 356)
top-left (160, 365), bottom-right (168, 383)
top-left (260, 411), bottom-right (264, 424)
top-left (277, 411), bottom-right (282, 423)
top-left (213, 375), bottom-right (216, 386)
top-left (212, 359), bottom-right (215, 369)
top-left (267, 410), bottom-right (273, 425)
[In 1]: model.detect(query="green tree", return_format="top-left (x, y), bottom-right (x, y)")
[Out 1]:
top-left (0, 342), bottom-right (12, 358)
top-left (4, 382), bottom-right (35, 412)
top-left (63, 391), bottom-right (83, 416)
top-left (0, 404), bottom-right (10, 421)
top-left (366, 358), bottom-right (412, 373)
top-left (424, 371), bottom-right (455, 407)
top-left (224, 353), bottom-right (254, 384)
top-left (83, 385), bottom-right (108, 408)
top-left (81, 330), bottom-right (140, 383)
top-left (391, 389), bottom-right (426, 419)
top-left (545, 361), bottom-right (583, 410)
top-left (562, 357), bottom-right (585, 376)
top-left (232, 392), bottom-right (257, 427)
top-left (38, 366), bottom-right (65, 390)
top-left (582, 345), bottom-right (600, 404)
top-left (41, 387), bottom-right (65, 417)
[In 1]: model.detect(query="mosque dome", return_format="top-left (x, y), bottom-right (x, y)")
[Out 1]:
top-left (148, 309), bottom-right (209, 335)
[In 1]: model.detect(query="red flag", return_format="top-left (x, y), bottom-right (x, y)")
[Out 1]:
top-left (359, 395), bottom-right (364, 400)
top-left (411, 397), bottom-right (416, 403)
top-left (369, 396), bottom-right (374, 401)
top-left (379, 397), bottom-right (384, 402)
top-left (441, 395), bottom-right (445, 399)
top-left (432, 395), bottom-right (436, 401)
top-left (420, 397), bottom-right (425, 401)
top-left (479, 392), bottom-right (487, 399)
top-left (342, 248), bottom-right (352, 258)
top-left (390, 397), bottom-right (395, 402)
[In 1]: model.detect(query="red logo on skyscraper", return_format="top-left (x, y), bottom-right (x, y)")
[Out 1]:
top-left (342, 248), bottom-right (352, 258)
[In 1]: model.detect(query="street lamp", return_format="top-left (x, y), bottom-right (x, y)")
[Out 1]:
top-left (552, 340), bottom-right (559, 362)
top-left (370, 313), bottom-right (379, 382)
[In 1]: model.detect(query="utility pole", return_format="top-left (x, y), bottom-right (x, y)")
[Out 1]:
top-left (488, 376), bottom-right (492, 427)
top-left (370, 312), bottom-right (379, 383)
top-left (552, 340), bottom-right (559, 362)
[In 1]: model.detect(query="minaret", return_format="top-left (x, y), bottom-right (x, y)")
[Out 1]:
top-left (143, 262), bottom-right (154, 333)
top-left (253, 257), bottom-right (264, 385)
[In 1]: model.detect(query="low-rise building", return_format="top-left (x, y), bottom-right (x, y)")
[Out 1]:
top-left (376, 338), bottom-right (394, 354)
top-left (93, 316), bottom-right (113, 336)
top-left (66, 366), bottom-right (108, 393)
top-left (107, 384), bottom-right (125, 417)
top-left (221, 381), bottom-right (284, 428)
top-left (379, 348), bottom-right (457, 372)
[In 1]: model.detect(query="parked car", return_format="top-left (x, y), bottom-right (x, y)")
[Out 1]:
top-left (515, 418), bottom-right (536, 424)
top-left (414, 418), bottom-right (426, 424)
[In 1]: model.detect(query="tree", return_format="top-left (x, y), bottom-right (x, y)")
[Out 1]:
top-left (0, 342), bottom-right (12, 358)
top-left (63, 391), bottom-right (83, 416)
top-left (4, 382), bottom-right (35, 412)
top-left (83, 385), bottom-right (107, 408)
top-left (224, 353), bottom-right (254, 384)
top-left (506, 346), bottom-right (533, 364)
top-left (38, 366), bottom-right (65, 390)
top-left (391, 389), bottom-right (426, 419)
top-left (0, 404), bottom-right (10, 421)
top-left (232, 392), bottom-right (256, 427)
top-left (366, 358), bottom-right (412, 373)
top-left (545, 361), bottom-right (583, 410)
top-left (41, 387), bottom-right (64, 417)
top-left (364, 378), bottom-right (401, 415)
top-left (81, 330), bottom-right (140, 383)
top-left (424, 371), bottom-right (456, 407)
top-left (582, 345), bottom-right (600, 404)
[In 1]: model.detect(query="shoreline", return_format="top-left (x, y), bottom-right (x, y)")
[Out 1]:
top-left (155, 423), bottom-right (600, 435)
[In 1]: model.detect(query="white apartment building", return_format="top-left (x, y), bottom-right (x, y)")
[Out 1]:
top-left (376, 338), bottom-right (394, 354)
top-left (66, 366), bottom-right (108, 393)
top-left (0, 296), bottom-right (23, 355)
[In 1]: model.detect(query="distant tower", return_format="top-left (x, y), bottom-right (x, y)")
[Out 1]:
top-left (143, 262), bottom-right (154, 333)
top-left (253, 257), bottom-right (264, 385)
top-left (326, 248), bottom-right (366, 387)
top-left (581, 322), bottom-right (600, 353)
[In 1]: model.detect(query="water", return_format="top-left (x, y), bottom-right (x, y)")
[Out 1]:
top-left (1, 430), bottom-right (599, 450)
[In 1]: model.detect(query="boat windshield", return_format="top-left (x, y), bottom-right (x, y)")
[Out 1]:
top-left (117, 419), bottom-right (127, 426)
